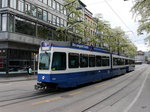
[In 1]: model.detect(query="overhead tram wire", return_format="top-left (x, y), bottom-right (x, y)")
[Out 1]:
top-left (82, 0), bottom-right (112, 6)
top-left (104, 0), bottom-right (136, 38)
top-left (86, 0), bottom-right (136, 38)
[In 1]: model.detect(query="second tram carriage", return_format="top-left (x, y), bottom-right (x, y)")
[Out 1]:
top-left (35, 41), bottom-right (135, 90)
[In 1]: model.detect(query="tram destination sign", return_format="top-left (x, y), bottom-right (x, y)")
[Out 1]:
top-left (41, 42), bottom-right (51, 51)
top-left (71, 43), bottom-right (89, 49)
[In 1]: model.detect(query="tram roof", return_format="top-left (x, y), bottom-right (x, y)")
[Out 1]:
top-left (41, 41), bottom-right (110, 53)
top-left (41, 41), bottom-right (132, 58)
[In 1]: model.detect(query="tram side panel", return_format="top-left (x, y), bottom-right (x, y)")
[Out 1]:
top-left (112, 55), bottom-right (127, 77)
top-left (37, 45), bottom-right (133, 89)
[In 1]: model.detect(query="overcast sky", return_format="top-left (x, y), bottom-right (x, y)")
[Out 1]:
top-left (81, 0), bottom-right (148, 51)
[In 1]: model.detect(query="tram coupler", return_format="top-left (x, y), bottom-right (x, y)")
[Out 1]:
top-left (35, 83), bottom-right (47, 90)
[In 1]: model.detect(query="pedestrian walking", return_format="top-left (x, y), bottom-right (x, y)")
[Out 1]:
top-left (27, 66), bottom-right (32, 78)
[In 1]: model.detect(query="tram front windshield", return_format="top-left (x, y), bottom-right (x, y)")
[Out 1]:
top-left (39, 52), bottom-right (51, 70)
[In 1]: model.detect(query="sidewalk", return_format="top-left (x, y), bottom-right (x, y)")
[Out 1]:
top-left (0, 75), bottom-right (37, 83)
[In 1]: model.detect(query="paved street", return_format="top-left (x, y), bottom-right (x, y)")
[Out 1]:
top-left (0, 64), bottom-right (150, 112)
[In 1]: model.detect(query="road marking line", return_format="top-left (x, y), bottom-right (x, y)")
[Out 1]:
top-left (124, 71), bottom-right (149, 112)
top-left (95, 81), bottom-right (112, 88)
top-left (69, 91), bottom-right (83, 96)
top-left (32, 97), bottom-right (62, 105)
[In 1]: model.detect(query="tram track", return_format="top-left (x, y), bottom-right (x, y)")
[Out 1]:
top-left (81, 66), bottom-right (149, 112)
top-left (0, 89), bottom-right (59, 107)
top-left (50, 65), bottom-right (147, 112)
top-left (0, 65), bottom-right (146, 109)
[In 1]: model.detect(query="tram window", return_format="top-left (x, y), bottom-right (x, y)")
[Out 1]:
top-left (51, 52), bottom-right (66, 70)
top-left (80, 54), bottom-right (88, 68)
top-left (39, 53), bottom-right (50, 70)
top-left (122, 59), bottom-right (125, 65)
top-left (125, 59), bottom-right (128, 65)
top-left (119, 58), bottom-right (123, 65)
top-left (118, 58), bottom-right (123, 65)
top-left (101, 56), bottom-right (109, 66)
top-left (96, 56), bottom-right (101, 67)
top-left (69, 53), bottom-right (79, 68)
top-left (129, 60), bottom-right (132, 65)
top-left (89, 55), bottom-right (95, 67)
top-left (113, 58), bottom-right (118, 65)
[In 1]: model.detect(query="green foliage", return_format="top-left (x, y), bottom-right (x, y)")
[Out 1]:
top-left (131, 0), bottom-right (150, 35)
top-left (56, 0), bottom-right (84, 42)
top-left (93, 15), bottom-right (137, 56)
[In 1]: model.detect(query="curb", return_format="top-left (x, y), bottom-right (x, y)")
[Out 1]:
top-left (0, 77), bottom-right (37, 83)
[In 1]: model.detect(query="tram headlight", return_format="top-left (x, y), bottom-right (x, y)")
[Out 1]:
top-left (42, 76), bottom-right (45, 80)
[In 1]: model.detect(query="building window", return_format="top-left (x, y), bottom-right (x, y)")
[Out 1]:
top-left (64, 20), bottom-right (67, 27)
top-left (60, 19), bottom-right (64, 27)
top-left (15, 16), bottom-right (36, 36)
top-left (43, 0), bottom-right (48, 4)
top-left (52, 15), bottom-right (56, 25)
top-left (25, 2), bottom-right (31, 15)
top-left (48, 13), bottom-right (52, 23)
top-left (60, 5), bottom-right (63, 14)
top-left (37, 24), bottom-right (49, 39)
top-left (31, 5), bottom-right (37, 17)
top-left (47, 29), bottom-right (53, 40)
top-left (1, 14), bottom-right (7, 31)
top-left (64, 7), bottom-right (67, 15)
top-left (8, 14), bottom-right (15, 32)
top-left (56, 2), bottom-right (60, 12)
top-left (18, 0), bottom-right (24, 12)
top-left (56, 17), bottom-right (60, 26)
top-left (52, 0), bottom-right (56, 9)
top-left (37, 8), bottom-right (43, 20)
top-left (2, 0), bottom-right (8, 8)
top-left (10, 0), bottom-right (17, 9)
top-left (51, 52), bottom-right (66, 71)
top-left (48, 0), bottom-right (52, 7)
top-left (43, 10), bottom-right (48, 21)
top-left (69, 53), bottom-right (79, 68)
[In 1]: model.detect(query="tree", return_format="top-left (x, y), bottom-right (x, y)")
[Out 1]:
top-left (131, 0), bottom-right (150, 44)
top-left (93, 14), bottom-right (113, 48)
top-left (57, 0), bottom-right (84, 42)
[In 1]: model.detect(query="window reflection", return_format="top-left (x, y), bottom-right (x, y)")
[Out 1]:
top-left (56, 17), bottom-right (60, 26)
top-left (2, 14), bottom-right (7, 31)
top-left (52, 15), bottom-right (56, 25)
top-left (52, 52), bottom-right (66, 71)
top-left (43, 0), bottom-right (48, 4)
top-left (37, 8), bottom-right (43, 19)
top-left (18, 0), bottom-right (24, 12)
top-left (15, 17), bottom-right (36, 36)
top-left (52, 0), bottom-right (56, 9)
top-left (37, 24), bottom-right (49, 39)
top-left (10, 0), bottom-right (17, 9)
top-left (48, 0), bottom-right (52, 7)
top-left (2, 0), bottom-right (8, 8)
top-left (8, 14), bottom-right (15, 32)
top-left (43, 10), bottom-right (48, 21)
top-left (25, 2), bottom-right (31, 15)
top-left (2, 0), bottom-right (65, 27)
top-left (31, 5), bottom-right (37, 17)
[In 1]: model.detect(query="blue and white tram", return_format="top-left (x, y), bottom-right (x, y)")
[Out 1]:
top-left (35, 41), bottom-right (135, 89)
